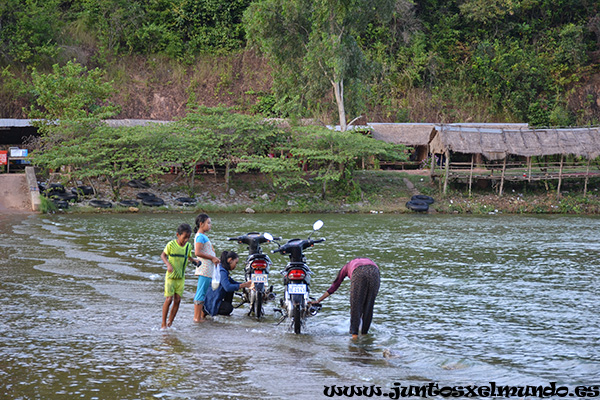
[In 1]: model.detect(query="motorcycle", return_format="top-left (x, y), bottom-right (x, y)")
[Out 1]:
top-left (271, 220), bottom-right (325, 334)
top-left (229, 232), bottom-right (280, 319)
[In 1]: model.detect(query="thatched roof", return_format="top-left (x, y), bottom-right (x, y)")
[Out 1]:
top-left (368, 123), bottom-right (437, 146)
top-left (368, 123), bottom-right (528, 147)
top-left (429, 125), bottom-right (600, 160)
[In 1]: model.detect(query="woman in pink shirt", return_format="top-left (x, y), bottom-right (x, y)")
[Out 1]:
top-left (312, 258), bottom-right (380, 339)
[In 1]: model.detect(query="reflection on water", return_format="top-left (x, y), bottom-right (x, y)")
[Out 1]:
top-left (1, 213), bottom-right (599, 399)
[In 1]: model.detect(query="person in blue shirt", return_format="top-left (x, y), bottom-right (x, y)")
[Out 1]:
top-left (204, 250), bottom-right (252, 316)
top-left (193, 213), bottom-right (220, 322)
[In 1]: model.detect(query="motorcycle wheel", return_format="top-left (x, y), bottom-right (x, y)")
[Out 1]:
top-left (255, 291), bottom-right (263, 319)
top-left (292, 304), bottom-right (302, 334)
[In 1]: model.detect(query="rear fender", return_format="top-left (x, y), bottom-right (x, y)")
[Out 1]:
top-left (291, 293), bottom-right (304, 307)
top-left (254, 282), bottom-right (265, 293)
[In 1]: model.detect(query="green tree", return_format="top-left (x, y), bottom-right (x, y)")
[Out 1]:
top-left (244, 0), bottom-right (395, 131)
top-left (0, 0), bottom-right (62, 65)
top-left (32, 125), bottom-right (173, 200)
top-left (78, 0), bottom-right (144, 54)
top-left (28, 60), bottom-right (118, 122)
top-left (291, 126), bottom-right (407, 199)
top-left (27, 60), bottom-right (119, 149)
top-left (170, 118), bottom-right (220, 195)
top-left (182, 106), bottom-right (282, 190)
top-left (234, 154), bottom-right (307, 189)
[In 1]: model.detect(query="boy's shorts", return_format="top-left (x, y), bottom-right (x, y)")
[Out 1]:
top-left (165, 277), bottom-right (185, 297)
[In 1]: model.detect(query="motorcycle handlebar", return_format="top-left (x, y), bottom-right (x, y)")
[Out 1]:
top-left (271, 237), bottom-right (326, 254)
top-left (228, 235), bottom-right (280, 242)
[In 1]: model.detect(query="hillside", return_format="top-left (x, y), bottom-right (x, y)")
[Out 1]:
top-left (1, 1), bottom-right (599, 126)
top-left (5, 49), bottom-right (600, 126)
top-left (108, 51), bottom-right (273, 121)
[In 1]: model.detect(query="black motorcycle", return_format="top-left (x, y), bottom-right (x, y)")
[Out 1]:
top-left (229, 232), bottom-right (279, 319)
top-left (271, 220), bottom-right (325, 334)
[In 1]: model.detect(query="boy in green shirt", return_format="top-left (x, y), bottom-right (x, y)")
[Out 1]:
top-left (160, 223), bottom-right (200, 329)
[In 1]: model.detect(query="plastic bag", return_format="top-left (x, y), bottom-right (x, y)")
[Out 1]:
top-left (211, 264), bottom-right (221, 290)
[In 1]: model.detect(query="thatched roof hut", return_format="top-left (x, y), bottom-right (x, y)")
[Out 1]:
top-left (368, 123), bottom-right (437, 146)
top-left (429, 125), bottom-right (600, 160)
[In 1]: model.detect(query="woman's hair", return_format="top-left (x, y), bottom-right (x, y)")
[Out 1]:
top-left (177, 223), bottom-right (193, 236)
top-left (194, 213), bottom-right (210, 233)
top-left (220, 250), bottom-right (239, 271)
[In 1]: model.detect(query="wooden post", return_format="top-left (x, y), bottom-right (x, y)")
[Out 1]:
top-left (527, 157), bottom-right (532, 182)
top-left (556, 154), bottom-right (564, 199)
top-left (429, 152), bottom-right (436, 183)
top-left (584, 158), bottom-right (591, 197)
top-left (468, 154), bottom-right (474, 197)
top-left (499, 156), bottom-right (507, 196)
top-left (443, 150), bottom-right (450, 195)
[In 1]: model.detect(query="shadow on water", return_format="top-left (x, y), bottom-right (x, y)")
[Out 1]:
top-left (0, 213), bottom-right (599, 399)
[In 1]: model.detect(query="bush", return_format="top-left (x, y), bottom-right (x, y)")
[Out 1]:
top-left (39, 196), bottom-right (58, 214)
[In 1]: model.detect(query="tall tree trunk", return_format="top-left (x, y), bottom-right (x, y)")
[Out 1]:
top-left (107, 176), bottom-right (119, 201)
top-left (225, 161), bottom-right (230, 192)
top-left (86, 177), bottom-right (97, 198)
top-left (332, 79), bottom-right (346, 132)
top-left (321, 161), bottom-right (334, 200)
top-left (189, 166), bottom-right (196, 197)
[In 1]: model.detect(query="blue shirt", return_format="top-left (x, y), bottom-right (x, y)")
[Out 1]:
top-left (204, 264), bottom-right (242, 316)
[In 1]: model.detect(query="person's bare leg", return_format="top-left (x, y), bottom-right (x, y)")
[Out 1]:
top-left (162, 296), bottom-right (173, 329)
top-left (199, 302), bottom-right (205, 320)
top-left (193, 302), bottom-right (205, 322)
top-left (167, 294), bottom-right (181, 327)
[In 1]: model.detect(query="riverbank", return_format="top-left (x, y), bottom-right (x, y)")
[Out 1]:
top-left (35, 170), bottom-right (600, 215)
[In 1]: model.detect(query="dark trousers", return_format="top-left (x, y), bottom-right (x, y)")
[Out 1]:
top-left (349, 265), bottom-right (380, 335)
top-left (218, 291), bottom-right (234, 316)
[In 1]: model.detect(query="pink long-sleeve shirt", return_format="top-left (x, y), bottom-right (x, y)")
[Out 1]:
top-left (326, 258), bottom-right (378, 294)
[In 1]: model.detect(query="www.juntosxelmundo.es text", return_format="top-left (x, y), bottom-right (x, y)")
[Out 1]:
top-left (323, 382), bottom-right (600, 398)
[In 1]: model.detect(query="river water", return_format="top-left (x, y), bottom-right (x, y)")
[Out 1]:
top-left (0, 212), bottom-right (598, 399)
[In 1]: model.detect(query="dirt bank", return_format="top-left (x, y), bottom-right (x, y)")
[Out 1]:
top-left (32, 170), bottom-right (600, 215)
top-left (0, 174), bottom-right (32, 213)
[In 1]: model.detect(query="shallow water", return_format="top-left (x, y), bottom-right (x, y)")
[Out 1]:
top-left (0, 212), bottom-right (599, 399)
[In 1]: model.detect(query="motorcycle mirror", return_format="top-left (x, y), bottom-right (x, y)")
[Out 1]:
top-left (264, 232), bottom-right (274, 241)
top-left (313, 220), bottom-right (324, 231)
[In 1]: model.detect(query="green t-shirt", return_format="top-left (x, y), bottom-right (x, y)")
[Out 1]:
top-left (163, 240), bottom-right (192, 280)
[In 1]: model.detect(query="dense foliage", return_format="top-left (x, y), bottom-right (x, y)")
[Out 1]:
top-left (244, 0), bottom-right (397, 131)
top-left (0, 0), bottom-right (250, 62)
top-left (408, 0), bottom-right (599, 125)
top-left (0, 0), bottom-right (599, 125)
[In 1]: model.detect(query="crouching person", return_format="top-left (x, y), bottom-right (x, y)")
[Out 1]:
top-left (204, 251), bottom-right (252, 316)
